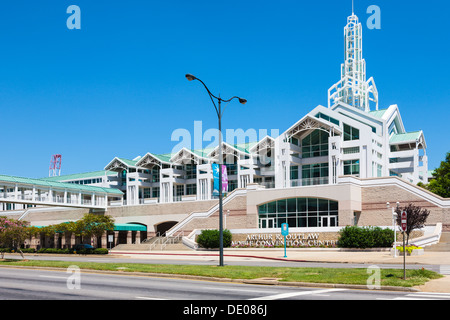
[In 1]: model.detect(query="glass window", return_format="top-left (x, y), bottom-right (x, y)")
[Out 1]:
top-left (290, 166), bottom-right (299, 180)
top-left (186, 184), bottom-right (197, 195)
top-left (344, 124), bottom-right (360, 141)
top-left (344, 160), bottom-right (360, 176)
top-left (258, 198), bottom-right (338, 229)
top-left (258, 203), bottom-right (267, 214)
top-left (301, 130), bottom-right (329, 159)
top-left (297, 198), bottom-right (307, 212)
top-left (287, 198), bottom-right (296, 213)
top-left (228, 180), bottom-right (238, 192)
top-left (308, 198), bottom-right (318, 211)
top-left (277, 199), bottom-right (287, 213)
top-left (267, 201), bottom-right (276, 213)
top-left (319, 199), bottom-right (329, 212)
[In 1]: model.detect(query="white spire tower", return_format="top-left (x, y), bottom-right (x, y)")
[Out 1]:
top-left (328, 9), bottom-right (378, 112)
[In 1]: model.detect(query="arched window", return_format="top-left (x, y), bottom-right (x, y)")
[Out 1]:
top-left (258, 198), bottom-right (338, 229)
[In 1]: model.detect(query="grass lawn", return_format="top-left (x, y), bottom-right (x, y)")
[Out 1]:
top-left (0, 259), bottom-right (442, 288)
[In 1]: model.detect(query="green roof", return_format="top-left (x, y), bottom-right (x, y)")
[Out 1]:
top-left (153, 154), bottom-right (172, 163)
top-left (117, 158), bottom-right (139, 167)
top-left (112, 140), bottom-right (258, 168)
top-left (0, 174), bottom-right (123, 195)
top-left (41, 170), bottom-right (117, 182)
top-left (233, 142), bottom-right (257, 154)
top-left (369, 109), bottom-right (388, 119)
top-left (390, 131), bottom-right (422, 144)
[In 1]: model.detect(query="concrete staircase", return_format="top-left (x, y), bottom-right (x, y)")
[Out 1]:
top-left (112, 235), bottom-right (191, 252)
top-left (112, 243), bottom-right (152, 251)
top-left (426, 233), bottom-right (450, 252)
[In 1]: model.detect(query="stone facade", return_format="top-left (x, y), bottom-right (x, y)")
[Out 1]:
top-left (360, 182), bottom-right (450, 229)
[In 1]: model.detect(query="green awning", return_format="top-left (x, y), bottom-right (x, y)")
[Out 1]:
top-left (114, 224), bottom-right (147, 232)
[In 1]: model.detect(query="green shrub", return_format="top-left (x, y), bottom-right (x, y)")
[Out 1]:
top-left (338, 226), bottom-right (394, 249)
top-left (38, 248), bottom-right (70, 254)
top-left (197, 229), bottom-right (232, 249)
top-left (93, 248), bottom-right (109, 255)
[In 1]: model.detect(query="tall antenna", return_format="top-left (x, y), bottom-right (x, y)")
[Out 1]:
top-left (352, 0), bottom-right (354, 15)
top-left (327, 9), bottom-right (379, 111)
top-left (49, 154), bottom-right (62, 177)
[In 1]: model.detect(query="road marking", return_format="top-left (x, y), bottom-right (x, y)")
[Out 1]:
top-left (249, 288), bottom-right (347, 300)
top-left (393, 297), bottom-right (435, 300)
top-left (404, 293), bottom-right (450, 300)
top-left (440, 265), bottom-right (450, 275)
top-left (135, 296), bottom-right (167, 300)
top-left (38, 275), bottom-right (67, 280)
top-left (198, 286), bottom-right (279, 294)
top-left (415, 292), bottom-right (450, 296)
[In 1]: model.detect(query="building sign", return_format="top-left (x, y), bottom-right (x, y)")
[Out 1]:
top-left (231, 232), bottom-right (338, 248)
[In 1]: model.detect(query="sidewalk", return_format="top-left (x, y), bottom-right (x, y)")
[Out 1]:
top-left (111, 249), bottom-right (450, 293)
top-left (111, 248), bottom-right (450, 265)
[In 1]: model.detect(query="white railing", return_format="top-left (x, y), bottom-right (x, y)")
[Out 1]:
top-left (410, 223), bottom-right (442, 247)
top-left (160, 231), bottom-right (184, 250)
top-left (291, 177), bottom-right (329, 187)
top-left (166, 188), bottom-right (247, 237)
top-left (182, 230), bottom-right (200, 250)
top-left (259, 182), bottom-right (275, 189)
top-left (149, 231), bottom-right (185, 250)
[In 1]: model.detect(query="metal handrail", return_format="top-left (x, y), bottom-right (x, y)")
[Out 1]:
top-left (159, 231), bottom-right (184, 250)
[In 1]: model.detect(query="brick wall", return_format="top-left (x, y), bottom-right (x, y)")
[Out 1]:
top-left (361, 185), bottom-right (450, 228)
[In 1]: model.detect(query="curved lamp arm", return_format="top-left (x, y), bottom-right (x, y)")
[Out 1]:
top-left (186, 74), bottom-right (246, 118)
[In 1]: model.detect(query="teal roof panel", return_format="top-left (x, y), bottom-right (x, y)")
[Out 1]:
top-left (0, 174), bottom-right (123, 195)
top-left (114, 224), bottom-right (147, 231)
top-left (390, 131), bottom-right (422, 144)
top-left (41, 170), bottom-right (117, 182)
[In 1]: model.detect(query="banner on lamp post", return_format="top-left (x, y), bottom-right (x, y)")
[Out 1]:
top-left (212, 163), bottom-right (228, 196)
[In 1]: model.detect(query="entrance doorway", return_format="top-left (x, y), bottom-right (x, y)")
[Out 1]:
top-left (154, 221), bottom-right (178, 236)
top-left (319, 216), bottom-right (338, 227)
top-left (259, 218), bottom-right (275, 229)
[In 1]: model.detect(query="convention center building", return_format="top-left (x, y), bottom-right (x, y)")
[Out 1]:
top-left (1, 12), bottom-right (448, 249)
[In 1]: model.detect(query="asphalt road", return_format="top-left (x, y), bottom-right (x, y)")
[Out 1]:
top-left (0, 267), bottom-right (450, 302)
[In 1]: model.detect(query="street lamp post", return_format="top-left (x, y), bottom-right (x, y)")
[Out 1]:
top-left (387, 201), bottom-right (400, 257)
top-left (186, 74), bottom-right (246, 267)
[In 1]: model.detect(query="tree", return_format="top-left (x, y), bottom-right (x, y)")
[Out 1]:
top-left (79, 214), bottom-right (115, 247)
top-left (0, 217), bottom-right (29, 258)
top-left (395, 203), bottom-right (430, 245)
top-left (421, 152), bottom-right (450, 198)
top-left (23, 214), bottom-right (115, 250)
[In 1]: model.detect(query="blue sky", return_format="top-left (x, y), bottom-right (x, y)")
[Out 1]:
top-left (0, 0), bottom-right (448, 178)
